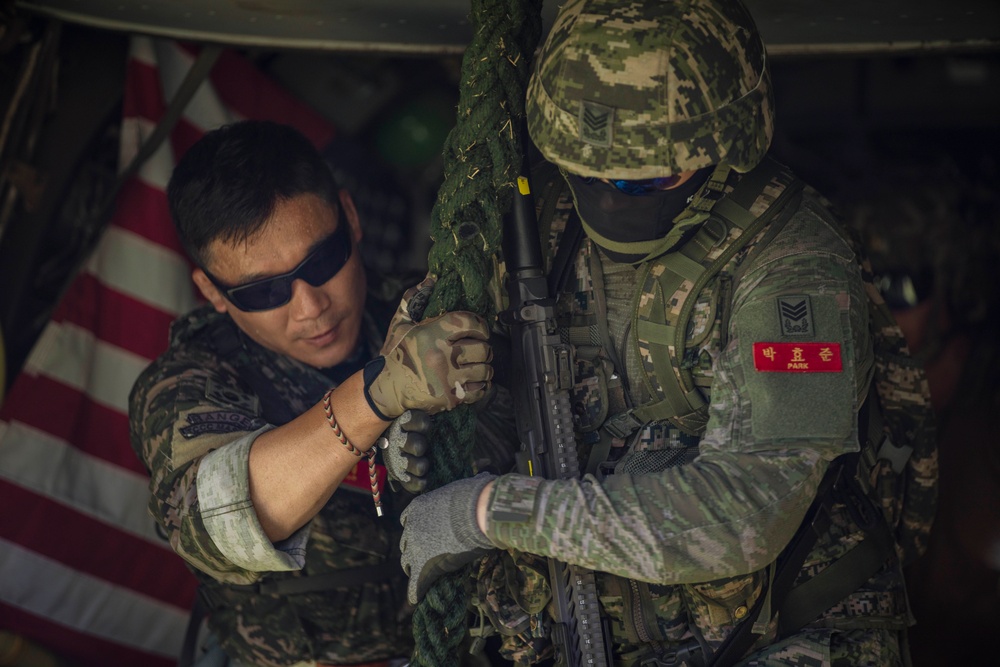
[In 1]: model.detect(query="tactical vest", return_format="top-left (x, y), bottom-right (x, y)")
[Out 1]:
top-left (535, 157), bottom-right (938, 665)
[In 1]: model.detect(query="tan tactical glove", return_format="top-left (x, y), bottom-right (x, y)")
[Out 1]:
top-left (363, 275), bottom-right (493, 420)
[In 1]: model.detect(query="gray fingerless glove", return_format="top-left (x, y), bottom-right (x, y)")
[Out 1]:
top-left (399, 472), bottom-right (497, 604)
top-left (378, 409), bottom-right (431, 494)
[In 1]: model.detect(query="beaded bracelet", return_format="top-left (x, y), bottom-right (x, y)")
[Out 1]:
top-left (322, 389), bottom-right (383, 517)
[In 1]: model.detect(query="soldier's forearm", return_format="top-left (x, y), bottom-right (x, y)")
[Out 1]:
top-left (487, 450), bottom-right (828, 584)
top-left (249, 371), bottom-right (387, 542)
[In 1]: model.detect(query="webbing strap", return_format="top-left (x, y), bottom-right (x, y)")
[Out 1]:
top-left (625, 159), bottom-right (803, 437)
top-left (710, 197), bottom-right (757, 230)
top-left (661, 250), bottom-right (708, 283)
top-left (548, 209), bottom-right (584, 296)
top-left (777, 515), bottom-right (894, 637)
top-left (250, 561), bottom-right (402, 596)
top-left (53, 47), bottom-right (223, 429)
top-left (671, 165), bottom-right (804, 393)
top-left (178, 592), bottom-right (207, 667)
top-left (632, 391), bottom-right (703, 425)
top-left (636, 319), bottom-right (675, 345)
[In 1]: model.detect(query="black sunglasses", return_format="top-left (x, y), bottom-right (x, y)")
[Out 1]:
top-left (204, 210), bottom-right (353, 312)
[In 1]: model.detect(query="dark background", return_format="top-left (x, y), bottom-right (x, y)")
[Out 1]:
top-left (1, 1), bottom-right (998, 664)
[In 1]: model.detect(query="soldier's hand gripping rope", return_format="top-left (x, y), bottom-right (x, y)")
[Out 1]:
top-left (363, 275), bottom-right (494, 420)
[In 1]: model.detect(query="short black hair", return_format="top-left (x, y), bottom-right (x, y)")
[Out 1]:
top-left (167, 120), bottom-right (338, 267)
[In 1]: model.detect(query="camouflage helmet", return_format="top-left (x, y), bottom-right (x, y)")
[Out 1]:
top-left (526, 0), bottom-right (774, 179)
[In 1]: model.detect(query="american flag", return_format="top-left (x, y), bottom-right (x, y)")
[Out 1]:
top-left (0, 37), bottom-right (334, 666)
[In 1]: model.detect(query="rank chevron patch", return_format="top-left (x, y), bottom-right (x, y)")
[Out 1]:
top-left (580, 100), bottom-right (613, 147)
top-left (777, 295), bottom-right (813, 336)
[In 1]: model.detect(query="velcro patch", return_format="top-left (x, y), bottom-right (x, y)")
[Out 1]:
top-left (205, 377), bottom-right (260, 414)
top-left (753, 342), bottom-right (843, 373)
top-left (579, 100), bottom-right (613, 147)
top-left (738, 295), bottom-right (853, 441)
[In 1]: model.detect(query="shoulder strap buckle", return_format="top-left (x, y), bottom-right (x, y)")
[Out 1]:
top-left (877, 435), bottom-right (914, 475)
top-left (603, 410), bottom-right (644, 440)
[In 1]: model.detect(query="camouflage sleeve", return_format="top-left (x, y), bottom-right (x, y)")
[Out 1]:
top-left (486, 203), bottom-right (874, 584)
top-left (128, 352), bottom-right (290, 585)
top-left (198, 427), bottom-right (311, 571)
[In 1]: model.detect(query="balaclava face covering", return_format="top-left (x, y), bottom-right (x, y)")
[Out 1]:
top-left (565, 166), bottom-right (713, 264)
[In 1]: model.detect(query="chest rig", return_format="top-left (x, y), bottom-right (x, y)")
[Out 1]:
top-left (547, 158), bottom-right (803, 455)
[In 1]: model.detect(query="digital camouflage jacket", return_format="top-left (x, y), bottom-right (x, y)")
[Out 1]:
top-left (478, 161), bottom-right (916, 666)
top-left (128, 301), bottom-right (412, 666)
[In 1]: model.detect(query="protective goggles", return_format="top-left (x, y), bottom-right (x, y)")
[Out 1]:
top-left (574, 174), bottom-right (684, 195)
top-left (204, 213), bottom-right (352, 312)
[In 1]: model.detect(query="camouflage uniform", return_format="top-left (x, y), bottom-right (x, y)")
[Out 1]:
top-left (128, 301), bottom-right (412, 666)
top-left (483, 166), bottom-right (915, 665)
top-left (475, 1), bottom-right (918, 664)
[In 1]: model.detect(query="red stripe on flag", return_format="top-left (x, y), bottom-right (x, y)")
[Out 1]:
top-left (108, 178), bottom-right (186, 256)
top-left (0, 481), bottom-right (198, 607)
top-left (200, 48), bottom-right (335, 148)
top-left (0, 601), bottom-right (178, 667)
top-left (0, 374), bottom-right (146, 475)
top-left (122, 58), bottom-right (166, 123)
top-left (52, 274), bottom-right (179, 362)
top-left (65, 272), bottom-right (181, 359)
top-left (170, 115), bottom-right (214, 163)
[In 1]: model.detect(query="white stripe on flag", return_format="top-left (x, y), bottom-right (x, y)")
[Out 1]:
top-left (155, 39), bottom-right (236, 133)
top-left (0, 420), bottom-right (163, 545)
top-left (118, 116), bottom-right (175, 190)
top-left (0, 538), bottom-right (188, 658)
top-left (23, 321), bottom-right (149, 414)
top-left (128, 35), bottom-right (157, 68)
top-left (86, 225), bottom-right (197, 317)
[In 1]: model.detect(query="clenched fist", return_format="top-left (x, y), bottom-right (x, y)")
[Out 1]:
top-left (364, 275), bottom-right (493, 420)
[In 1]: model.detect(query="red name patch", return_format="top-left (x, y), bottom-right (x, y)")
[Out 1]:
top-left (752, 342), bottom-right (843, 372)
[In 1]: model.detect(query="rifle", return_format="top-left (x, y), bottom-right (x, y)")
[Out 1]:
top-left (499, 137), bottom-right (613, 667)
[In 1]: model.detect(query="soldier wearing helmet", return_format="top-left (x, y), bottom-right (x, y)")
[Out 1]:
top-left (399, 1), bottom-right (922, 665)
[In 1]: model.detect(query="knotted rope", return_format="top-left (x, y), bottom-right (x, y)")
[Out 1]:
top-left (410, 0), bottom-right (542, 664)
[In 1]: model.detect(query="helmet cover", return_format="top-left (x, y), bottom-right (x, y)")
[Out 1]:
top-left (527, 0), bottom-right (774, 178)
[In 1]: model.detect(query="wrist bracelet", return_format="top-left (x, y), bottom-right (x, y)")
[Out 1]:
top-left (321, 388), bottom-right (384, 517)
top-left (322, 388), bottom-right (362, 456)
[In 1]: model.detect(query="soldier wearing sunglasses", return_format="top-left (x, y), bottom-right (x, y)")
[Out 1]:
top-left (128, 120), bottom-right (493, 667)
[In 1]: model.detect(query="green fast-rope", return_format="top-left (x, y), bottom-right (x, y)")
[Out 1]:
top-left (410, 0), bottom-right (543, 664)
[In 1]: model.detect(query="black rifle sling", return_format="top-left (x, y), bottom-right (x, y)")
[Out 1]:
top-left (547, 208), bottom-right (584, 297)
top-left (708, 459), bottom-right (839, 667)
top-left (178, 594), bottom-right (206, 667)
top-left (224, 555), bottom-right (402, 597)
